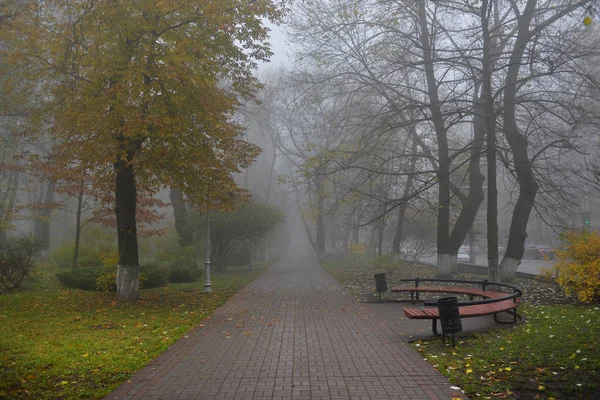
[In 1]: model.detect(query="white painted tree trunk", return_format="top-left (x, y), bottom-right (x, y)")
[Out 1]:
top-left (437, 254), bottom-right (453, 277)
top-left (499, 257), bottom-right (520, 282)
top-left (449, 254), bottom-right (458, 273)
top-left (116, 265), bottom-right (139, 302)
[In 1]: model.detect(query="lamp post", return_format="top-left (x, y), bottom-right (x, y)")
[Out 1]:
top-left (264, 234), bottom-right (269, 262)
top-left (248, 240), bottom-right (254, 271)
top-left (203, 209), bottom-right (212, 293)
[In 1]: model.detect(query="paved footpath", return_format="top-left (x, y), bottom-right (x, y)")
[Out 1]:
top-left (106, 254), bottom-right (493, 400)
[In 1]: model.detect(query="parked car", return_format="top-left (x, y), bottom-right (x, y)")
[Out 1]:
top-left (457, 250), bottom-right (470, 263)
top-left (523, 244), bottom-right (556, 260)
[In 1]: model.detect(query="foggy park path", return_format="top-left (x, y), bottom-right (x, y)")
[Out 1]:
top-left (106, 252), bottom-right (475, 400)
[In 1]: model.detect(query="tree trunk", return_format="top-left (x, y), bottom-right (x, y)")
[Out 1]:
top-left (481, 0), bottom-right (499, 281)
top-left (316, 178), bottom-right (326, 259)
top-left (297, 198), bottom-right (317, 253)
top-left (169, 187), bottom-right (193, 247)
top-left (114, 149), bottom-right (140, 303)
top-left (342, 226), bottom-right (351, 255)
top-left (72, 186), bottom-right (84, 271)
top-left (351, 207), bottom-right (361, 244)
top-left (447, 88), bottom-right (485, 266)
top-left (499, 0), bottom-right (539, 282)
top-left (417, 0), bottom-right (451, 277)
top-left (0, 170), bottom-right (19, 248)
top-left (377, 210), bottom-right (385, 257)
top-left (392, 134), bottom-right (419, 256)
top-left (35, 181), bottom-right (54, 258)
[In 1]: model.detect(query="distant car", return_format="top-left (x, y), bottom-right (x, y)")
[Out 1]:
top-left (399, 247), bottom-right (417, 259)
top-left (457, 250), bottom-right (470, 263)
top-left (523, 244), bottom-right (556, 260)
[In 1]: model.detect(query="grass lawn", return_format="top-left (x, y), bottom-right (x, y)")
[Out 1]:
top-left (322, 256), bottom-right (600, 399)
top-left (414, 304), bottom-right (600, 399)
top-left (0, 262), bottom-right (268, 400)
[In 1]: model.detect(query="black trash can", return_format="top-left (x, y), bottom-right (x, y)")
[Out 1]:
top-left (374, 273), bottom-right (388, 300)
top-left (437, 296), bottom-right (462, 346)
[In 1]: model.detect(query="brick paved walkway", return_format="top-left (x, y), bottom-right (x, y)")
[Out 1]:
top-left (105, 254), bottom-right (493, 400)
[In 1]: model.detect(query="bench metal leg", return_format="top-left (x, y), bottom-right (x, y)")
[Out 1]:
top-left (432, 318), bottom-right (439, 336)
top-left (494, 309), bottom-right (521, 324)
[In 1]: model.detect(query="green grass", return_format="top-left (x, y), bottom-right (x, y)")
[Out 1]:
top-left (0, 262), bottom-right (269, 399)
top-left (413, 304), bottom-right (600, 399)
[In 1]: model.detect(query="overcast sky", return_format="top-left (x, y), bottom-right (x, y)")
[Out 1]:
top-left (258, 22), bottom-right (292, 72)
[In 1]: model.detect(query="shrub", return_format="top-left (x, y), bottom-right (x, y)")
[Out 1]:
top-left (49, 228), bottom-right (117, 269)
top-left (373, 254), bottom-right (396, 272)
top-left (156, 245), bottom-right (200, 283)
top-left (56, 267), bottom-right (101, 291)
top-left (348, 242), bottom-right (366, 262)
top-left (95, 266), bottom-right (117, 292)
top-left (0, 235), bottom-right (39, 290)
top-left (140, 264), bottom-right (168, 288)
top-left (95, 263), bottom-right (169, 291)
top-left (167, 268), bottom-right (198, 283)
top-left (541, 230), bottom-right (600, 303)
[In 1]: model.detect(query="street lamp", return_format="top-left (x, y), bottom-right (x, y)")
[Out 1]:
top-left (248, 240), bottom-right (254, 271)
top-left (203, 209), bottom-right (212, 293)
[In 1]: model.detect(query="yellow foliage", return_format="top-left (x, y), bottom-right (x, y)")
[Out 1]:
top-left (541, 230), bottom-right (600, 303)
top-left (348, 242), bottom-right (366, 262)
top-left (100, 252), bottom-right (119, 268)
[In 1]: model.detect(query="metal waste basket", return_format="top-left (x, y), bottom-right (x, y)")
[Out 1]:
top-left (437, 296), bottom-right (462, 346)
top-left (374, 273), bottom-right (387, 300)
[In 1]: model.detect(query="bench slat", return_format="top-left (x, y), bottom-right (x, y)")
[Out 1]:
top-left (403, 299), bottom-right (520, 319)
top-left (391, 285), bottom-right (507, 299)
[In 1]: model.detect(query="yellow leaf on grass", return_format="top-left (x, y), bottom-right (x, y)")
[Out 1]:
top-left (466, 368), bottom-right (473, 374)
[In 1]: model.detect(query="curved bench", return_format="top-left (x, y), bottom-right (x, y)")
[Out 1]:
top-left (391, 278), bottom-right (522, 335)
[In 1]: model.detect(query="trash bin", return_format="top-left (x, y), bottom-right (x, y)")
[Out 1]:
top-left (374, 273), bottom-right (387, 300)
top-left (437, 296), bottom-right (462, 346)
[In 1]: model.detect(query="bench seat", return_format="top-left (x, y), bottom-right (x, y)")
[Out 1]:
top-left (403, 298), bottom-right (520, 319)
top-left (403, 298), bottom-right (521, 335)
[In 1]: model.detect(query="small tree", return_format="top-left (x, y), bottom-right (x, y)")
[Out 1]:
top-left (198, 201), bottom-right (283, 271)
top-left (0, 235), bottom-right (39, 290)
top-left (542, 230), bottom-right (600, 303)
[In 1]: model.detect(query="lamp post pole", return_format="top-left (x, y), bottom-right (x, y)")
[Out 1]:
top-left (248, 240), bottom-right (254, 271)
top-left (203, 209), bottom-right (212, 293)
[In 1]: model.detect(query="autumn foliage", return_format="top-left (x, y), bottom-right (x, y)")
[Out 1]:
top-left (542, 230), bottom-right (600, 303)
top-left (1, 0), bottom-right (284, 301)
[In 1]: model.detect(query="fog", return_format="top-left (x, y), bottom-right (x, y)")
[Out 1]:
top-left (2, 0), bottom-right (600, 283)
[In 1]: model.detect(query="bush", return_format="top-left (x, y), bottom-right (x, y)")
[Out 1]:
top-left (156, 245), bottom-right (200, 283)
top-left (0, 235), bottom-right (39, 290)
top-left (348, 242), bottom-right (367, 262)
top-left (49, 228), bottom-right (117, 269)
top-left (60, 264), bottom-right (168, 291)
top-left (541, 230), bottom-right (600, 303)
top-left (140, 264), bottom-right (168, 288)
top-left (56, 267), bottom-right (101, 291)
top-left (167, 268), bottom-right (197, 283)
top-left (95, 266), bottom-right (117, 292)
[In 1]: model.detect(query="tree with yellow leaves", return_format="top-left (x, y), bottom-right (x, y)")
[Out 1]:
top-left (542, 230), bottom-right (600, 303)
top-left (1, 0), bottom-right (285, 302)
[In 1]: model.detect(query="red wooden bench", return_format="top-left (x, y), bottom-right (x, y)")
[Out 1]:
top-left (390, 278), bottom-right (522, 335)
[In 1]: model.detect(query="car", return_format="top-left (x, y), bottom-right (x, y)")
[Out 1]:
top-left (457, 250), bottom-right (470, 263)
top-left (523, 244), bottom-right (556, 260)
